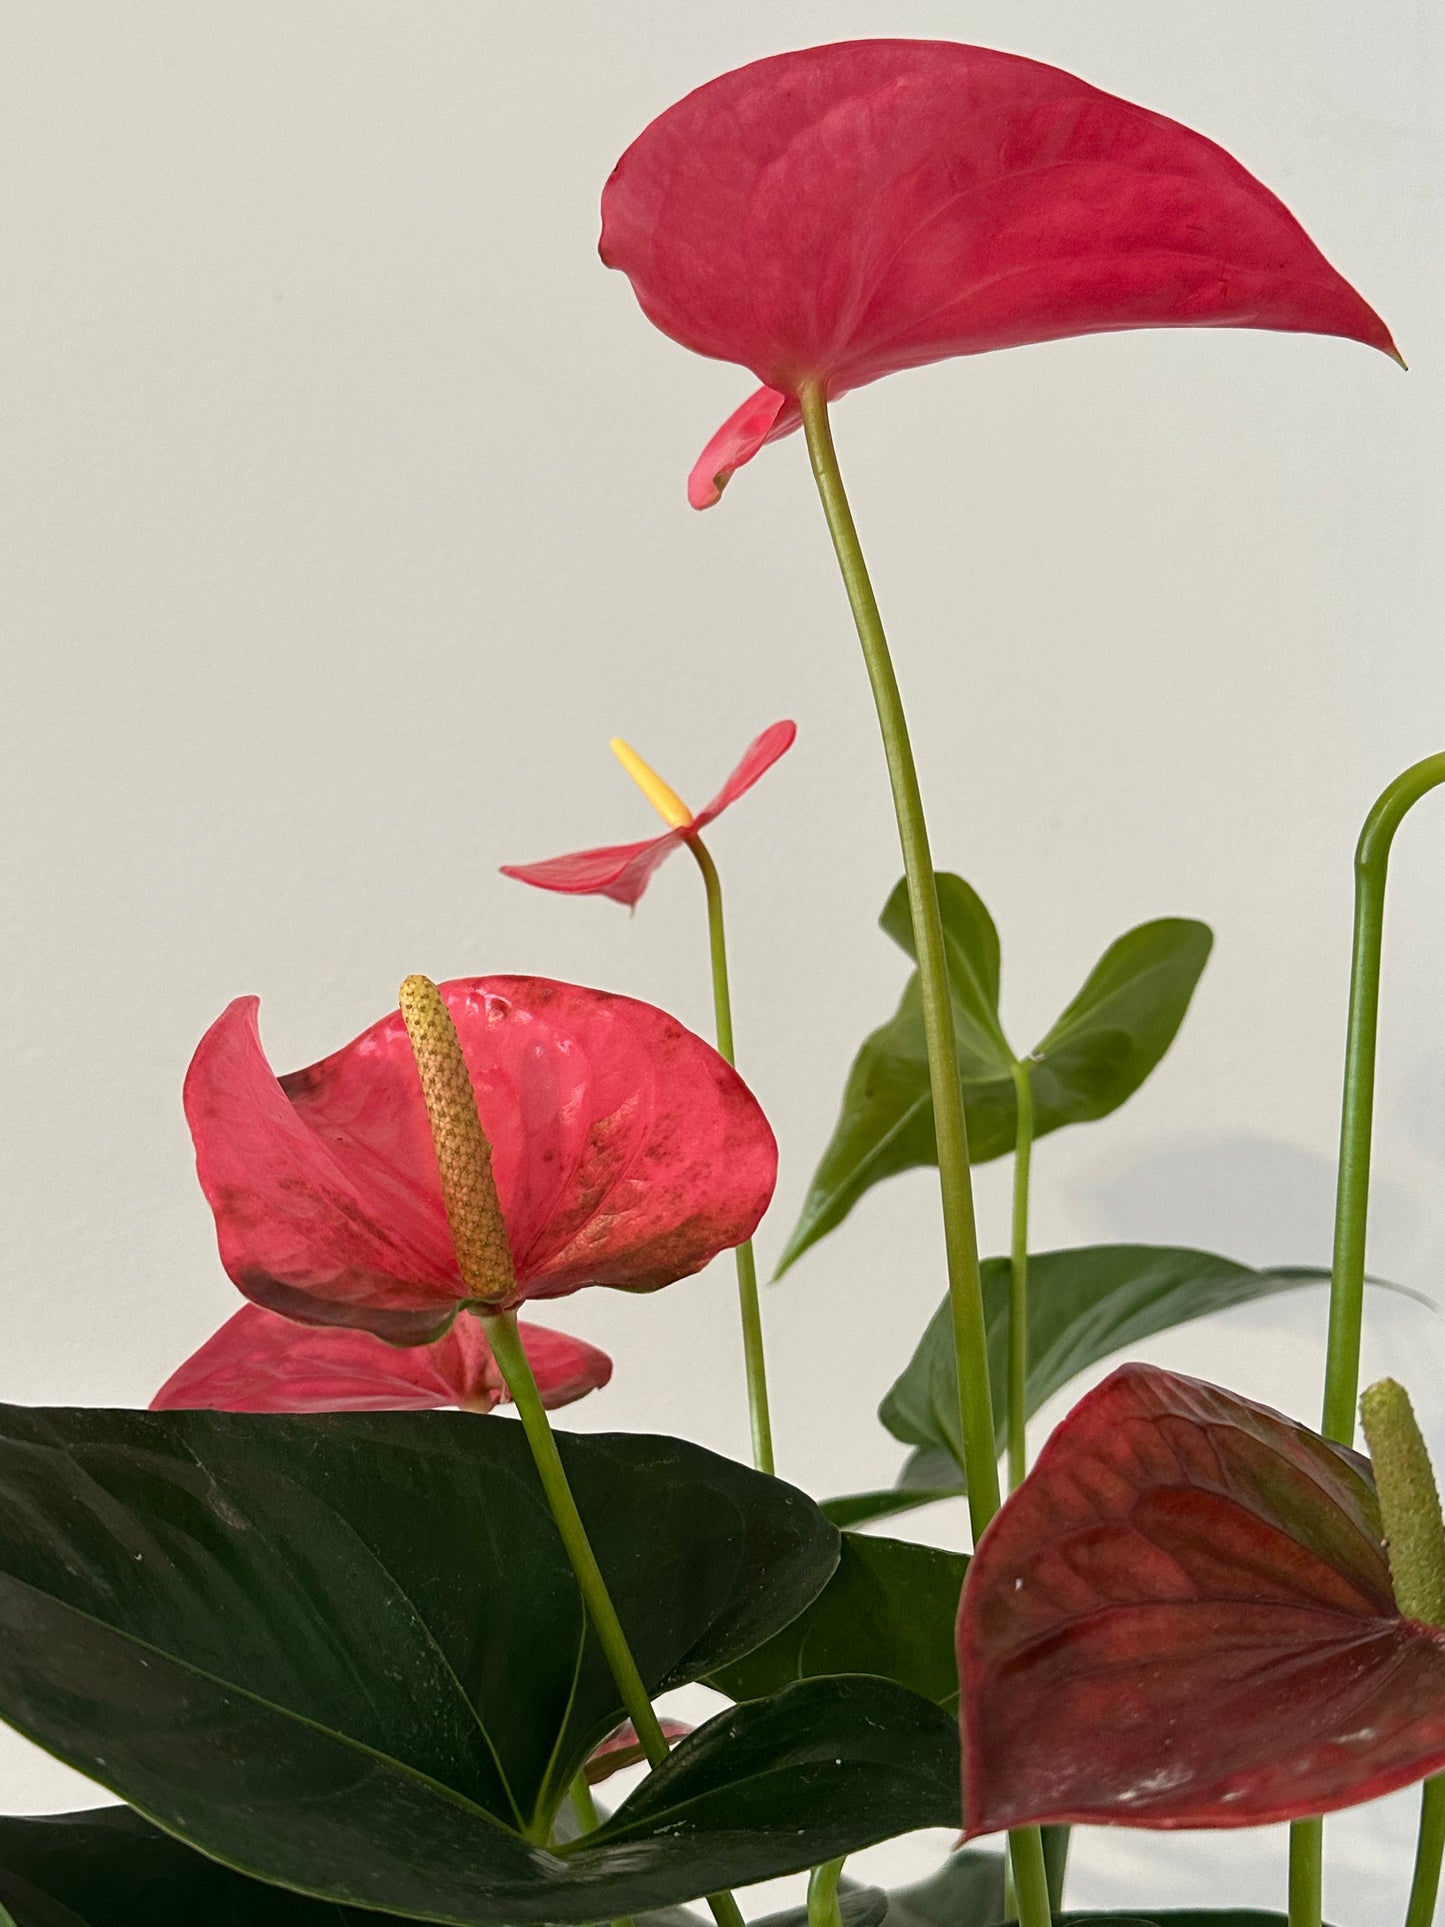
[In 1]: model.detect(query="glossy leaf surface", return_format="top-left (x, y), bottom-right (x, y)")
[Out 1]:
top-left (0, 1404), bottom-right (917, 1920)
top-left (873, 1849), bottom-right (1004, 1927)
top-left (959, 1364), bottom-right (1445, 1833)
top-left (709, 1532), bottom-right (967, 1709)
top-left (189, 977), bottom-right (777, 1343)
top-left (601, 40), bottom-right (1395, 504)
top-left (0, 1805), bottom-right (402, 1926)
top-left (882, 1245), bottom-right (1332, 1485)
top-left (777, 878), bottom-right (1210, 1273)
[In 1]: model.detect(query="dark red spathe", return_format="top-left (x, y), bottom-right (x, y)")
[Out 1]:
top-left (600, 40), bottom-right (1398, 506)
top-left (958, 1364), bottom-right (1445, 1833)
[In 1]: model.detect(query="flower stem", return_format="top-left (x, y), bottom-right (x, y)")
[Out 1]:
top-left (798, 383), bottom-right (1049, 1927)
top-left (1007, 1058), bottom-right (1035, 1494)
top-left (798, 383), bottom-right (999, 1537)
top-left (1321, 753), bottom-right (1445, 1443)
top-left (485, 1310), bottom-right (745, 1927)
top-left (685, 833), bottom-right (775, 1474)
top-left (808, 1857), bottom-right (846, 1927)
top-left (1289, 751), bottom-right (1445, 1927)
top-left (1406, 1776), bottom-right (1445, 1927)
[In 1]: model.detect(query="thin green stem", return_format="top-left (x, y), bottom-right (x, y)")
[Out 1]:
top-left (798, 383), bottom-right (1000, 1538)
top-left (799, 384), bottom-right (1047, 1927)
top-left (1008, 1829), bottom-right (1054, 1927)
top-left (484, 1311), bottom-right (745, 1927)
top-left (1321, 753), bottom-right (1445, 1443)
top-left (1288, 1820), bottom-right (1322, 1927)
top-left (685, 834), bottom-right (774, 1474)
top-left (568, 1777), bottom-right (636, 1927)
top-left (1007, 1058), bottom-right (1035, 1494)
top-left (1291, 751), bottom-right (1445, 1927)
top-left (808, 1857), bottom-right (846, 1927)
top-left (1406, 1775), bottom-right (1445, 1927)
top-left (569, 1773), bottom-right (602, 1831)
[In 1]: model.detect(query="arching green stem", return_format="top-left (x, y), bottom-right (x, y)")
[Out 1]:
top-left (1406, 1776), bottom-right (1445, 1927)
top-left (685, 833), bottom-right (774, 1474)
top-left (1007, 1058), bottom-right (1035, 1494)
top-left (798, 383), bottom-right (1050, 1927)
top-left (485, 1311), bottom-right (746, 1927)
top-left (1288, 751), bottom-right (1445, 1927)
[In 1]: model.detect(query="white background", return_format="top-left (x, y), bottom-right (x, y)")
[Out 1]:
top-left (3, 3), bottom-right (1444, 1920)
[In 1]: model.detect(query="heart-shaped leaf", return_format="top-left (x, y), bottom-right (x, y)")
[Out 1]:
top-left (777, 879), bottom-right (1210, 1274)
top-left (827, 1247), bottom-right (1335, 1523)
top-left (591, 1676), bottom-right (959, 1870)
top-left (0, 1405), bottom-right (964, 1920)
top-left (708, 1532), bottom-right (967, 1709)
top-left (959, 1363), bottom-right (1445, 1833)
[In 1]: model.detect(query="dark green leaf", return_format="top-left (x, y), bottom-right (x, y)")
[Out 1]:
top-left (879, 1245), bottom-right (1330, 1480)
top-left (708, 1533), bottom-right (966, 1709)
top-left (590, 1676), bottom-right (960, 1870)
top-left (1055, 1917), bottom-right (1340, 1926)
top-left (880, 876), bottom-right (1013, 1080)
top-left (0, 1804), bottom-right (392, 1924)
top-left (709, 1533), bottom-right (967, 1718)
top-left (0, 1406), bottom-right (967, 1921)
top-left (777, 878), bottom-right (1211, 1274)
top-left (820, 1451), bottom-right (961, 1528)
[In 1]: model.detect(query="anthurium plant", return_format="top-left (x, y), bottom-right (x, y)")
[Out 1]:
top-left (3, 34), bottom-right (1438, 1927)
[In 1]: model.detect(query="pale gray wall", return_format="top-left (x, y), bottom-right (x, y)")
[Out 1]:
top-left (3, 3), bottom-right (1443, 1919)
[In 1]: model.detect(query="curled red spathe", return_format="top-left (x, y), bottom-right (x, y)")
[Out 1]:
top-left (185, 976), bottom-right (778, 1345)
top-left (501, 720), bottom-right (795, 905)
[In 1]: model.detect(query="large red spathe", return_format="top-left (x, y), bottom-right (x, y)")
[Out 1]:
top-left (600, 40), bottom-right (1398, 506)
top-left (151, 1303), bottom-right (612, 1415)
top-left (958, 1364), bottom-right (1445, 1834)
top-left (186, 977), bottom-right (777, 1345)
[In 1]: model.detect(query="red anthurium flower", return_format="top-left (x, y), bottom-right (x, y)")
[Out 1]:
top-left (501, 721), bottom-right (795, 908)
top-left (600, 39), bottom-right (1399, 507)
top-left (150, 1302), bottom-right (612, 1415)
top-left (186, 977), bottom-right (777, 1345)
top-left (958, 1363), bottom-right (1445, 1835)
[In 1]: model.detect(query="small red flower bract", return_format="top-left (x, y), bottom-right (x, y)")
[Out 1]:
top-left (151, 1302), bottom-right (612, 1415)
top-left (600, 39), bottom-right (1398, 507)
top-left (186, 976), bottom-right (777, 1346)
top-left (957, 1363), bottom-right (1445, 1834)
top-left (584, 1717), bottom-right (693, 1786)
top-left (501, 721), bottom-right (796, 908)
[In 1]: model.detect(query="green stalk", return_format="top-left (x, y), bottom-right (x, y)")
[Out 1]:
top-left (568, 1776), bottom-right (636, 1927)
top-left (1406, 1776), bottom-right (1445, 1927)
top-left (798, 383), bottom-right (999, 1536)
top-left (1007, 1059), bottom-right (1035, 1494)
top-left (685, 833), bottom-right (774, 1474)
top-left (798, 383), bottom-right (1049, 1927)
top-left (808, 1857), bottom-right (846, 1927)
top-left (1289, 751), bottom-right (1445, 1927)
top-left (485, 1311), bottom-right (746, 1927)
